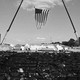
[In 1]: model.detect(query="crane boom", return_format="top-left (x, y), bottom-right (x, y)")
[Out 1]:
top-left (1, 0), bottom-right (24, 45)
top-left (62, 0), bottom-right (78, 39)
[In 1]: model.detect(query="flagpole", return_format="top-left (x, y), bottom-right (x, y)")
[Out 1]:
top-left (62, 0), bottom-right (78, 39)
top-left (1, 0), bottom-right (24, 45)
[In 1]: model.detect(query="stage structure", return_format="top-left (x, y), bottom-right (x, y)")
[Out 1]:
top-left (1, 0), bottom-right (78, 44)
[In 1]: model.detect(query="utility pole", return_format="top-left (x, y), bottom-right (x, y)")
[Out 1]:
top-left (1, 0), bottom-right (24, 45)
top-left (62, 0), bottom-right (78, 40)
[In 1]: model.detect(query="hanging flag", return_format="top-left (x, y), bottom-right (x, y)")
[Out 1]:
top-left (35, 8), bottom-right (49, 29)
top-left (42, 9), bottom-right (49, 25)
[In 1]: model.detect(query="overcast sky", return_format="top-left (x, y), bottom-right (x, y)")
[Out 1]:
top-left (0, 0), bottom-right (80, 45)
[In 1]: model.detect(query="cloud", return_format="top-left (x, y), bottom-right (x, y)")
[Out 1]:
top-left (36, 37), bottom-right (46, 40)
top-left (17, 0), bottom-right (72, 11)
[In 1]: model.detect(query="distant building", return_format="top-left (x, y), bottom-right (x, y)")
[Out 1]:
top-left (14, 44), bottom-right (23, 51)
top-left (0, 43), bottom-right (12, 51)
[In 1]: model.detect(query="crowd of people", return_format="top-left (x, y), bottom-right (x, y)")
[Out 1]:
top-left (0, 51), bottom-right (80, 80)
